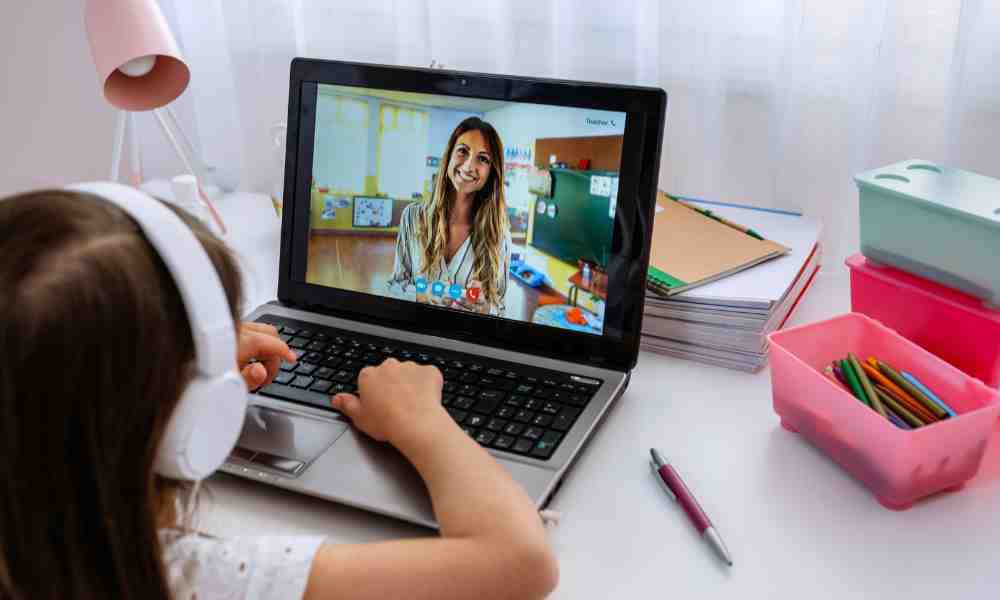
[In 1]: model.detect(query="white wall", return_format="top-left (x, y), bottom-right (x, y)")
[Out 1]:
top-left (0, 2), bottom-right (117, 195)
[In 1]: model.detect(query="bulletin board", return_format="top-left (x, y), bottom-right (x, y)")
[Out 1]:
top-left (530, 168), bottom-right (617, 268)
top-left (352, 196), bottom-right (394, 228)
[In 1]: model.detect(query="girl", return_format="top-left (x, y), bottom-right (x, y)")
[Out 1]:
top-left (0, 188), bottom-right (557, 599)
top-left (389, 117), bottom-right (512, 316)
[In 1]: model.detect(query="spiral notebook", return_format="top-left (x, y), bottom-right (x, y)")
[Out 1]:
top-left (646, 193), bottom-right (789, 296)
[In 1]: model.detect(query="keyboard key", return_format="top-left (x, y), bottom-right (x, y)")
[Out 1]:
top-left (296, 362), bottom-right (317, 376)
top-left (449, 360), bottom-right (465, 370)
top-left (487, 368), bottom-right (504, 377)
top-left (306, 340), bottom-right (328, 352)
top-left (523, 398), bottom-right (543, 411)
top-left (476, 388), bottom-right (504, 404)
top-left (468, 363), bottom-right (484, 372)
top-left (543, 379), bottom-right (558, 388)
top-left (486, 418), bottom-right (507, 432)
top-left (552, 407), bottom-right (581, 432)
top-left (458, 384), bottom-right (479, 396)
top-left (322, 356), bottom-right (342, 369)
top-left (475, 430), bottom-right (496, 446)
top-left (288, 337), bottom-right (309, 349)
top-left (454, 396), bottom-right (476, 410)
top-left (504, 423), bottom-right (525, 436)
top-left (290, 375), bottom-right (313, 388)
top-left (532, 414), bottom-right (553, 428)
top-left (280, 360), bottom-right (296, 372)
top-left (292, 349), bottom-right (306, 360)
top-left (442, 368), bottom-right (460, 380)
top-left (512, 438), bottom-right (534, 454)
top-left (331, 383), bottom-right (355, 394)
top-left (497, 406), bottom-right (517, 419)
top-left (564, 394), bottom-right (588, 407)
top-left (341, 360), bottom-right (362, 372)
top-left (315, 366), bottom-right (335, 380)
top-left (466, 414), bottom-right (487, 428)
top-left (541, 401), bottom-right (562, 415)
top-left (332, 370), bottom-right (354, 383)
top-left (478, 377), bottom-right (498, 388)
top-left (462, 426), bottom-right (478, 438)
top-left (506, 395), bottom-right (527, 407)
top-left (533, 387), bottom-right (554, 400)
top-left (281, 327), bottom-right (299, 336)
top-left (273, 371), bottom-right (295, 385)
top-left (442, 393), bottom-right (455, 406)
top-left (531, 431), bottom-right (563, 459)
top-left (363, 353), bottom-right (381, 365)
top-left (279, 333), bottom-right (292, 343)
top-left (460, 373), bottom-right (479, 384)
top-left (398, 350), bottom-right (414, 360)
top-left (447, 409), bottom-right (468, 424)
top-left (523, 427), bottom-right (544, 440)
top-left (258, 383), bottom-right (332, 411)
top-left (504, 371), bottom-right (518, 380)
top-left (313, 332), bottom-right (330, 342)
top-left (515, 384), bottom-right (534, 394)
top-left (304, 351), bottom-right (325, 364)
top-left (309, 379), bottom-right (333, 394)
top-left (513, 410), bottom-right (534, 423)
top-left (443, 382), bottom-right (458, 393)
top-left (493, 379), bottom-right (515, 392)
top-left (492, 435), bottom-right (515, 450)
top-left (560, 383), bottom-right (576, 391)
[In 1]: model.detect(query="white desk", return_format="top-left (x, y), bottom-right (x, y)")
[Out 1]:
top-left (194, 190), bottom-right (1000, 599)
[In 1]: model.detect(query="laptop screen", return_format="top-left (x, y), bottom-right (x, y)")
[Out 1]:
top-left (304, 83), bottom-right (626, 337)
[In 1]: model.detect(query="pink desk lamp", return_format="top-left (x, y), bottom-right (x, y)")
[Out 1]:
top-left (84, 0), bottom-right (226, 233)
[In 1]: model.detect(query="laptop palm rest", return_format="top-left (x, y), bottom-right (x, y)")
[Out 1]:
top-left (232, 405), bottom-right (348, 477)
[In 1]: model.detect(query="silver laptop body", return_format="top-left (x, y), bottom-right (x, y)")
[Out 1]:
top-left (220, 59), bottom-right (665, 528)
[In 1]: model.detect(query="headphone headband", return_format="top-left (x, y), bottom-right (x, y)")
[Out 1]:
top-left (68, 182), bottom-right (236, 376)
top-left (67, 182), bottom-right (247, 481)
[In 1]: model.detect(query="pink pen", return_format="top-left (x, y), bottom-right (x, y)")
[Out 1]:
top-left (650, 448), bottom-right (733, 566)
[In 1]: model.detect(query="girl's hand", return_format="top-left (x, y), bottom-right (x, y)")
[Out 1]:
top-left (237, 322), bottom-right (297, 390)
top-left (331, 359), bottom-right (452, 451)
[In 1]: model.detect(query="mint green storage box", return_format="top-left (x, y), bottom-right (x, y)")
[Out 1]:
top-left (855, 159), bottom-right (1000, 308)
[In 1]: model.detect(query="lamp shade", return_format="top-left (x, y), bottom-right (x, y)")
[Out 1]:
top-left (84, 0), bottom-right (190, 111)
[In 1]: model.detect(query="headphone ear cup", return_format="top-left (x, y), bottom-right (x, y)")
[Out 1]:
top-left (155, 373), bottom-right (248, 480)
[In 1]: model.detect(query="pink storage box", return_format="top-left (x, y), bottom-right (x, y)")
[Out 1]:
top-left (847, 253), bottom-right (1000, 388)
top-left (768, 312), bottom-right (1000, 509)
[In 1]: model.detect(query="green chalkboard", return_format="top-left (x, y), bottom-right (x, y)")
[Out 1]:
top-left (530, 168), bottom-right (616, 268)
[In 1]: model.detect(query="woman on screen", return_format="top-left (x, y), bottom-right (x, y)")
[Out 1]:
top-left (389, 117), bottom-right (512, 316)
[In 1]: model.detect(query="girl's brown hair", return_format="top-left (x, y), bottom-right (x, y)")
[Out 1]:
top-left (0, 190), bottom-right (242, 599)
top-left (418, 116), bottom-right (509, 310)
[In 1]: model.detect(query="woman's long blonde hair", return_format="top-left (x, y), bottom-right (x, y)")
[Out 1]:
top-left (417, 117), bottom-right (509, 310)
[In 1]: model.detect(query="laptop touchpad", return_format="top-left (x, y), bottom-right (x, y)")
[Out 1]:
top-left (230, 405), bottom-right (348, 478)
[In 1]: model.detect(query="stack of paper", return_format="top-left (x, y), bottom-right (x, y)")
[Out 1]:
top-left (640, 198), bottom-right (823, 372)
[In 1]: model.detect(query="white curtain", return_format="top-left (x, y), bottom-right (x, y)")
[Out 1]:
top-left (154, 0), bottom-right (1000, 265)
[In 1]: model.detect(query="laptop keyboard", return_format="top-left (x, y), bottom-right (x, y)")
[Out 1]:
top-left (252, 315), bottom-right (603, 461)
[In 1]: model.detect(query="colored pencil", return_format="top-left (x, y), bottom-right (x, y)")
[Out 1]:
top-left (861, 361), bottom-right (938, 423)
top-left (840, 359), bottom-right (870, 407)
top-left (874, 386), bottom-right (926, 428)
top-left (901, 371), bottom-right (957, 418)
top-left (875, 360), bottom-right (948, 420)
top-left (848, 353), bottom-right (887, 418)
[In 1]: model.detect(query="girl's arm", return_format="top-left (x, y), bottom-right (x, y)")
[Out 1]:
top-left (303, 360), bottom-right (558, 600)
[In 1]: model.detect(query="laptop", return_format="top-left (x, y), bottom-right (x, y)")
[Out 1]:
top-left (221, 58), bottom-right (666, 528)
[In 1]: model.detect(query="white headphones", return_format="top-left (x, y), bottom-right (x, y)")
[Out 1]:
top-left (68, 182), bottom-right (248, 481)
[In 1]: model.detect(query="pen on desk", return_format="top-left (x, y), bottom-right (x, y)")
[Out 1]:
top-left (649, 448), bottom-right (733, 567)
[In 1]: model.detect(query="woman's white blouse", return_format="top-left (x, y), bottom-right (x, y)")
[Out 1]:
top-left (387, 202), bottom-right (512, 316)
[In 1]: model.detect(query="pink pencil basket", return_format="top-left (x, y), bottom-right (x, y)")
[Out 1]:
top-left (768, 312), bottom-right (1000, 510)
top-left (847, 253), bottom-right (1000, 388)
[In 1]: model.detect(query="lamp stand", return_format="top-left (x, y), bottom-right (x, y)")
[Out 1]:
top-left (110, 108), bottom-right (227, 234)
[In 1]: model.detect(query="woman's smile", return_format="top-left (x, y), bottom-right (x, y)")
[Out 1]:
top-left (447, 129), bottom-right (492, 194)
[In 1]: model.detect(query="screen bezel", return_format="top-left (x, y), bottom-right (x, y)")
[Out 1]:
top-left (278, 58), bottom-right (666, 372)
